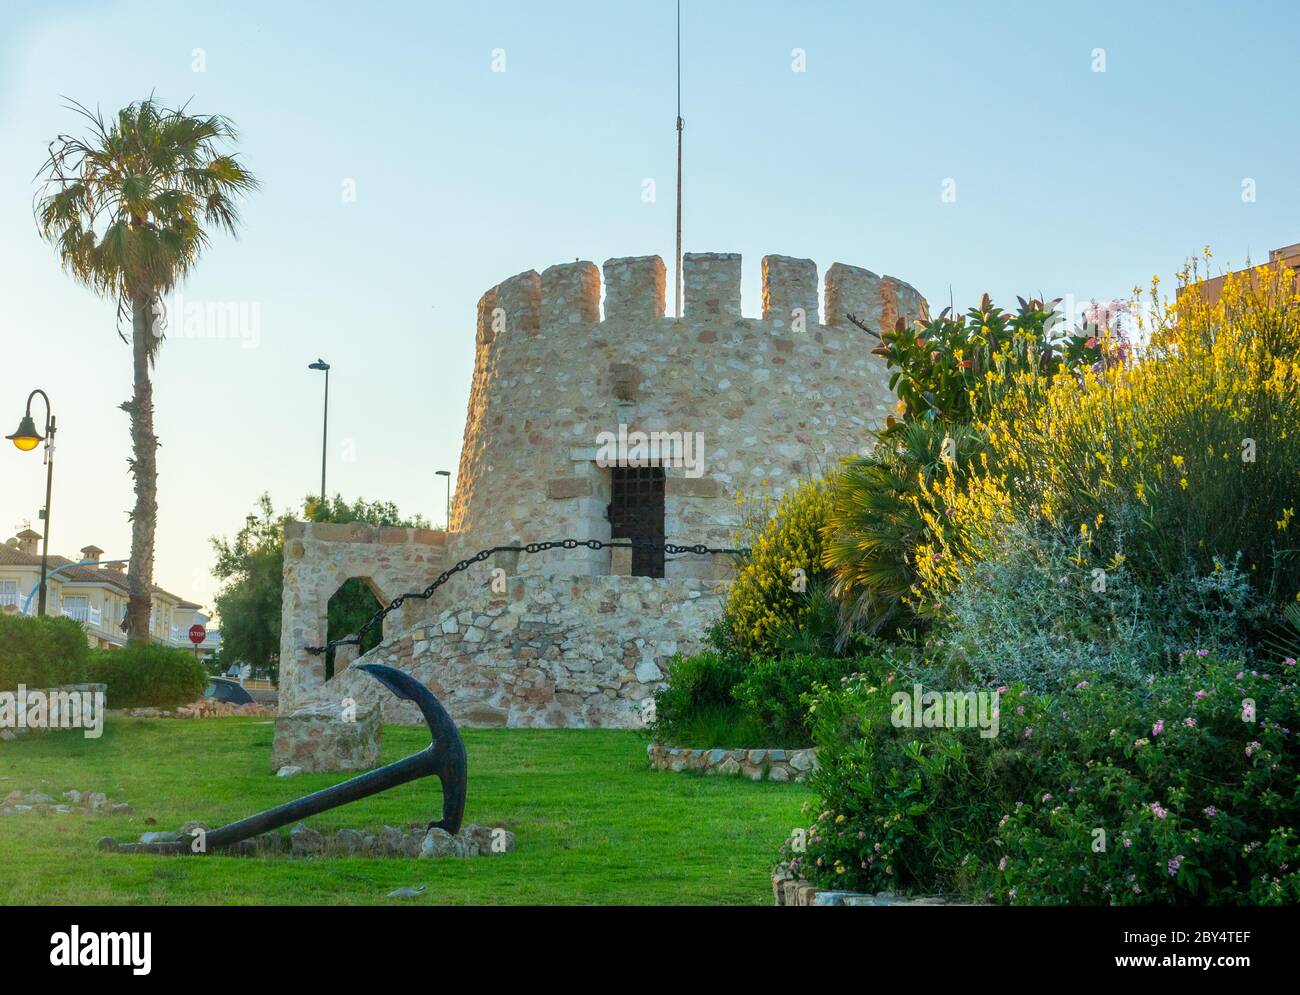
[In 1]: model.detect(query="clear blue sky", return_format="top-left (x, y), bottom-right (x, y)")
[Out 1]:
top-left (1, 0), bottom-right (1296, 619)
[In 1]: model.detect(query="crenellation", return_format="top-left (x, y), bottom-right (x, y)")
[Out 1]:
top-left (762, 255), bottom-right (819, 325)
top-left (603, 255), bottom-right (665, 320)
top-left (824, 262), bottom-right (883, 331)
top-left (882, 275), bottom-right (928, 331)
top-left (683, 252), bottom-right (741, 319)
top-left (541, 261), bottom-right (600, 327)
top-left (495, 270), bottom-right (541, 338)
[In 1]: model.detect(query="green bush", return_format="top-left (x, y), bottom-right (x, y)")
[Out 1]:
top-left (731, 654), bottom-right (874, 745)
top-left (647, 651), bottom-right (757, 747)
top-left (648, 648), bottom-right (887, 747)
top-left (88, 642), bottom-right (209, 709)
top-left (873, 293), bottom-right (1101, 427)
top-left (0, 614), bottom-right (90, 689)
top-left (787, 652), bottom-right (1300, 905)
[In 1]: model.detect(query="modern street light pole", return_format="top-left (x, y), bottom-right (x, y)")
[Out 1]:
top-left (435, 470), bottom-right (451, 531)
top-left (308, 360), bottom-right (331, 505)
top-left (6, 389), bottom-right (56, 616)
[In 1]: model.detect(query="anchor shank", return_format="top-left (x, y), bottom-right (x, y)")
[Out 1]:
top-left (203, 748), bottom-right (436, 851)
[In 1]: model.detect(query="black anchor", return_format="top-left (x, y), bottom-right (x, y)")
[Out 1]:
top-left (119, 664), bottom-right (466, 855)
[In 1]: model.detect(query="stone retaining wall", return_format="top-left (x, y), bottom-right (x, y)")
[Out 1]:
top-left (647, 742), bottom-right (817, 782)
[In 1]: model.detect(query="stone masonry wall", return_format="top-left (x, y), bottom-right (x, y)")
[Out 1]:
top-left (292, 569), bottom-right (726, 728)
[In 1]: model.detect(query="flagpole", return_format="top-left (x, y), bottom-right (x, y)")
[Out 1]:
top-left (674, 0), bottom-right (684, 320)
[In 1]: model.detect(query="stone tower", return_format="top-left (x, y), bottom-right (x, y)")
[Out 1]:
top-left (278, 251), bottom-right (926, 730)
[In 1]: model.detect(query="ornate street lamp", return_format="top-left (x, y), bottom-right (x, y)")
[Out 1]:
top-left (7, 389), bottom-right (56, 615)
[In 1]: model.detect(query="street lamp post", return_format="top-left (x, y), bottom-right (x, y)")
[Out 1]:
top-left (308, 360), bottom-right (330, 506)
top-left (435, 469), bottom-right (451, 531)
top-left (6, 389), bottom-right (56, 616)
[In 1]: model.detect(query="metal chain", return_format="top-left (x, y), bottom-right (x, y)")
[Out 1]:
top-left (305, 537), bottom-right (749, 656)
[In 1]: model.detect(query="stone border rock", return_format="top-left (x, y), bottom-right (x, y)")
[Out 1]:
top-left (772, 863), bottom-right (962, 906)
top-left (102, 821), bottom-right (515, 859)
top-left (110, 699), bottom-right (275, 719)
top-left (1, 788), bottom-right (132, 816)
top-left (647, 743), bottom-right (817, 782)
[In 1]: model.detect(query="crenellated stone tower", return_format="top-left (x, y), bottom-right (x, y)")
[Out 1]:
top-left (278, 252), bottom-right (926, 732)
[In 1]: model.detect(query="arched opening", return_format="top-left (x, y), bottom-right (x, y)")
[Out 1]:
top-left (325, 577), bottom-right (386, 680)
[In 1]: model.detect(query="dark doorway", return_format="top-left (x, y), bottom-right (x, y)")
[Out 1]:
top-left (608, 465), bottom-right (666, 577)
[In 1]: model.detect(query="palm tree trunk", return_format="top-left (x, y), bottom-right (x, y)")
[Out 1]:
top-left (124, 292), bottom-right (159, 642)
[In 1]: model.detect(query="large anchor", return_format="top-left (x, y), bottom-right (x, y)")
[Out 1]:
top-left (121, 664), bottom-right (466, 855)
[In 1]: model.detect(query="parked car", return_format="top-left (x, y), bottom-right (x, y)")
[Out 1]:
top-left (204, 677), bottom-right (255, 706)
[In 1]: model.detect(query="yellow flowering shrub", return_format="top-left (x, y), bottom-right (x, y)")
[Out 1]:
top-left (960, 259), bottom-right (1300, 605)
top-left (907, 452), bottom-right (1016, 613)
top-left (725, 477), bottom-right (834, 657)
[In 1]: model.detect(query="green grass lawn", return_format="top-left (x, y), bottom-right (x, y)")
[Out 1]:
top-left (0, 717), bottom-right (809, 905)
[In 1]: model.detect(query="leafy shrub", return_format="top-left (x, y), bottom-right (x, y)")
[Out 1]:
top-left (996, 656), bottom-right (1300, 905)
top-left (88, 642), bottom-right (208, 709)
top-left (873, 293), bottom-right (1102, 427)
top-left (724, 477), bottom-right (834, 658)
top-left (732, 654), bottom-right (876, 745)
top-left (0, 614), bottom-right (90, 689)
top-left (648, 649), bottom-right (885, 747)
top-left (935, 518), bottom-right (1261, 691)
top-left (788, 652), bottom-right (1300, 905)
top-left (647, 651), bottom-right (752, 746)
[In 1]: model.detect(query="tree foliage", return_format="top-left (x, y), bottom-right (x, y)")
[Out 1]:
top-left (210, 494), bottom-right (430, 681)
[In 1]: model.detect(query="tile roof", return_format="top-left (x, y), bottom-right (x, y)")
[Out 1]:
top-left (0, 543), bottom-right (196, 605)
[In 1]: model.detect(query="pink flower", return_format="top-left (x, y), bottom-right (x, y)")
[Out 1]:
top-left (999, 857), bottom-right (1007, 871)
top-left (1196, 648), bottom-right (1209, 658)
top-left (1041, 793), bottom-right (1052, 803)
top-left (1024, 727), bottom-right (1033, 738)
top-left (1152, 719), bottom-right (1165, 736)
top-left (1016, 706), bottom-right (1025, 715)
top-left (1246, 741), bottom-right (1261, 757)
top-left (1075, 680), bottom-right (1089, 689)
top-left (1194, 690), bottom-right (1207, 699)
top-left (1204, 806), bottom-right (1218, 817)
top-left (1150, 802), bottom-right (1168, 819)
top-left (996, 686), bottom-right (1008, 695)
top-left (1168, 855), bottom-right (1184, 877)
top-left (1184, 717), bottom-right (1197, 728)
top-left (1285, 658), bottom-right (1296, 668)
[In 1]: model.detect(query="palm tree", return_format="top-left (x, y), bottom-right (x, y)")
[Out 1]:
top-left (35, 98), bottom-right (257, 641)
top-left (822, 420), bottom-right (985, 637)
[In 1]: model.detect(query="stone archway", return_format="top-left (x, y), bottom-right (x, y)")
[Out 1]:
top-left (278, 521), bottom-right (447, 714)
top-left (325, 575), bottom-right (388, 680)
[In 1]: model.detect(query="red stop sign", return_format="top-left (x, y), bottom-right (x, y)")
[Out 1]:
top-left (188, 624), bottom-right (207, 645)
